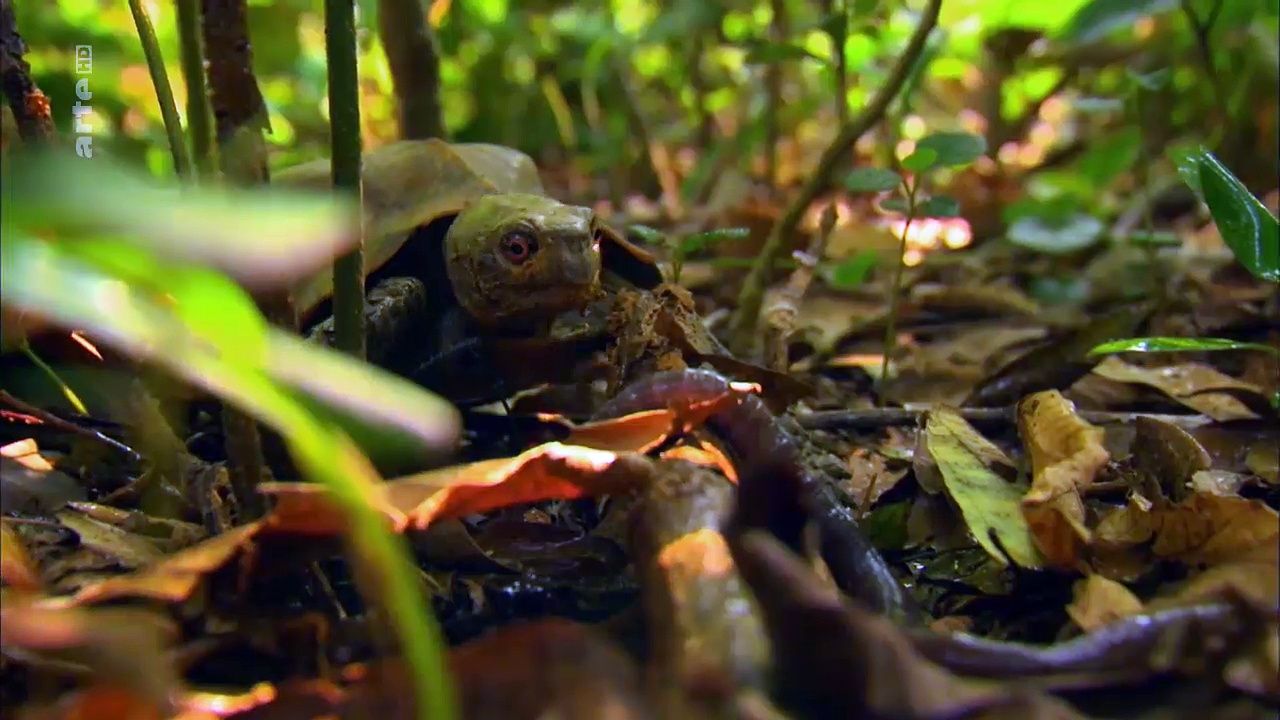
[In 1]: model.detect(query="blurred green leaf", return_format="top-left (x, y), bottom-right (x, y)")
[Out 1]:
top-left (1168, 145), bottom-right (1205, 195)
top-left (844, 167), bottom-right (903, 193)
top-left (919, 195), bottom-right (961, 218)
top-left (1090, 337), bottom-right (1280, 357)
top-left (744, 40), bottom-right (824, 65)
top-left (914, 131), bottom-right (987, 169)
top-left (7, 150), bottom-right (358, 289)
top-left (1007, 213), bottom-right (1105, 254)
top-left (1060, 0), bottom-right (1178, 44)
top-left (881, 197), bottom-right (912, 214)
top-left (1195, 152), bottom-right (1280, 282)
top-left (827, 250), bottom-right (879, 289)
top-left (628, 224), bottom-right (666, 245)
top-left (679, 227), bottom-right (752, 254)
top-left (900, 147), bottom-right (938, 174)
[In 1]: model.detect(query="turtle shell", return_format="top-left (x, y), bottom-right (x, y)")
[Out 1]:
top-left (276, 139), bottom-right (663, 326)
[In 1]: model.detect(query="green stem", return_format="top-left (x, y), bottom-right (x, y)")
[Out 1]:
top-left (175, 0), bottom-right (215, 180)
top-left (21, 341), bottom-right (88, 416)
top-left (325, 0), bottom-right (366, 361)
top-left (878, 179), bottom-right (918, 404)
top-left (126, 0), bottom-right (191, 180)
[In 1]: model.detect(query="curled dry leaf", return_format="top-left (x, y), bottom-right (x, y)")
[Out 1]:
top-left (67, 523), bottom-right (260, 606)
top-left (263, 443), bottom-right (657, 534)
top-left (917, 408), bottom-right (1045, 568)
top-left (1017, 391), bottom-right (1109, 569)
top-left (1092, 356), bottom-right (1267, 421)
top-left (1094, 491), bottom-right (1280, 566)
top-left (1065, 574), bottom-right (1145, 633)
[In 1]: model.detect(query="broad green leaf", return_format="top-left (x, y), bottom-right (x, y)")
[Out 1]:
top-left (1059, 0), bottom-right (1178, 44)
top-left (827, 250), bottom-right (879, 289)
top-left (900, 148), bottom-right (938, 174)
top-left (1090, 337), bottom-right (1280, 358)
top-left (844, 167), bottom-right (903, 193)
top-left (1196, 153), bottom-right (1280, 282)
top-left (679, 227), bottom-right (751, 254)
top-left (1, 234), bottom-right (461, 462)
top-left (914, 131), bottom-right (988, 169)
top-left (1007, 213), bottom-right (1105, 254)
top-left (880, 197), bottom-right (911, 215)
top-left (919, 195), bottom-right (961, 218)
top-left (8, 149), bottom-right (358, 289)
top-left (921, 408), bottom-right (1045, 569)
top-left (1168, 145), bottom-right (1204, 195)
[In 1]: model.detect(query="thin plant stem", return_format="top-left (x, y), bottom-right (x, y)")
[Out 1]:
top-left (878, 179), bottom-right (918, 404)
top-left (175, 0), bottom-right (215, 179)
top-left (126, 0), bottom-right (191, 179)
top-left (324, 0), bottom-right (366, 360)
top-left (20, 342), bottom-right (88, 416)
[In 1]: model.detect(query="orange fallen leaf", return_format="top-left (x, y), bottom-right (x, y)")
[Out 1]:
top-left (1065, 574), bottom-right (1144, 633)
top-left (1017, 391), bottom-right (1108, 568)
top-left (2, 437), bottom-right (55, 472)
top-left (1094, 492), bottom-right (1280, 566)
top-left (1092, 356), bottom-right (1265, 421)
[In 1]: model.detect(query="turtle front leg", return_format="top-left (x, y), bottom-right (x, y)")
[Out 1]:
top-left (305, 276), bottom-right (431, 373)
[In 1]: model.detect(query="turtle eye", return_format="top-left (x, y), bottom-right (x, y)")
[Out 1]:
top-left (499, 232), bottom-right (538, 265)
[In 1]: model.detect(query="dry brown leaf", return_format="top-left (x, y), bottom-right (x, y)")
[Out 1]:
top-left (1094, 491), bottom-right (1280, 566)
top-left (1092, 356), bottom-right (1265, 421)
top-left (1065, 574), bottom-right (1144, 633)
top-left (846, 449), bottom-right (909, 511)
top-left (68, 523), bottom-right (259, 606)
top-left (1017, 391), bottom-right (1108, 568)
top-left (399, 444), bottom-right (657, 529)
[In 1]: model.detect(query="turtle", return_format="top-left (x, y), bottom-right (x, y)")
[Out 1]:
top-left (275, 139), bottom-right (668, 404)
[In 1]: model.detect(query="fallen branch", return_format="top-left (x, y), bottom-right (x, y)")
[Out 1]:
top-left (727, 0), bottom-right (943, 355)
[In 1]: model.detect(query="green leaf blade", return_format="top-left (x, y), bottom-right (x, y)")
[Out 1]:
top-left (844, 168), bottom-right (904, 193)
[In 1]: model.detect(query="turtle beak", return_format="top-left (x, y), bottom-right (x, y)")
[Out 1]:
top-left (560, 245), bottom-right (600, 287)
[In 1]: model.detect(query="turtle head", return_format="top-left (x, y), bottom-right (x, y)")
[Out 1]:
top-left (443, 193), bottom-right (604, 329)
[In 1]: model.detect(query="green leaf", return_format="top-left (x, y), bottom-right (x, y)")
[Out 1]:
top-left (1196, 153), bottom-right (1280, 282)
top-left (914, 131), bottom-right (988, 169)
top-left (919, 195), bottom-right (961, 218)
top-left (827, 250), bottom-right (879, 289)
top-left (900, 147), bottom-right (938, 174)
top-left (844, 167), bottom-right (903, 193)
top-left (627, 224), bottom-right (666, 245)
top-left (1168, 145), bottom-right (1204, 195)
top-left (744, 41), bottom-right (823, 64)
top-left (1089, 337), bottom-right (1280, 357)
top-left (1007, 213), bottom-right (1105, 254)
top-left (880, 197), bottom-right (911, 215)
top-left (679, 227), bottom-right (751, 254)
top-left (8, 149), bottom-right (359, 289)
top-left (1060, 0), bottom-right (1179, 44)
